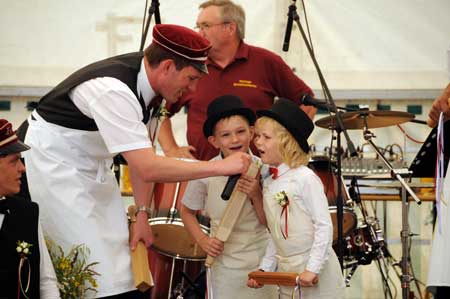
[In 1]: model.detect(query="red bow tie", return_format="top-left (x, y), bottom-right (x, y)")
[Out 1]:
top-left (269, 167), bottom-right (278, 179)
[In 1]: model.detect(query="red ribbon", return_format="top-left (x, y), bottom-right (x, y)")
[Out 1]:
top-left (269, 167), bottom-right (278, 179)
top-left (280, 199), bottom-right (289, 240)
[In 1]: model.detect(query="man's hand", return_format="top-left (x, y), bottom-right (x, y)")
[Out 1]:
top-left (215, 152), bottom-right (251, 176)
top-left (427, 83), bottom-right (450, 127)
top-left (164, 145), bottom-right (197, 159)
top-left (129, 212), bottom-right (154, 251)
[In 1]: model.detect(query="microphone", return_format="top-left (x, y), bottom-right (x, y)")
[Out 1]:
top-left (300, 94), bottom-right (335, 111)
top-left (282, 3), bottom-right (295, 52)
top-left (348, 176), bottom-right (361, 204)
top-left (221, 174), bottom-right (241, 201)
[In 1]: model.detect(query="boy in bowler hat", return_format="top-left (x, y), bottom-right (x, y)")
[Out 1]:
top-left (247, 99), bottom-right (344, 299)
top-left (0, 119), bottom-right (59, 299)
top-left (180, 95), bottom-right (274, 298)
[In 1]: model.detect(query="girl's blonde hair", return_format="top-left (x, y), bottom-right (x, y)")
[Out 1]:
top-left (256, 117), bottom-right (310, 168)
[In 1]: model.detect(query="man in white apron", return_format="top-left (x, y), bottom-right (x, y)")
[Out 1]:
top-left (20, 24), bottom-right (250, 298)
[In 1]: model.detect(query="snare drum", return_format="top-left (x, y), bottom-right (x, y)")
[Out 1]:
top-left (149, 181), bottom-right (209, 260)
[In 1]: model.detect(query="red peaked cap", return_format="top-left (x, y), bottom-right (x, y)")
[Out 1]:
top-left (152, 24), bottom-right (211, 74)
top-left (0, 119), bottom-right (30, 156)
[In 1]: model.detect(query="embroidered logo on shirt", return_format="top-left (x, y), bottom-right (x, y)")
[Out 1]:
top-left (233, 80), bottom-right (257, 88)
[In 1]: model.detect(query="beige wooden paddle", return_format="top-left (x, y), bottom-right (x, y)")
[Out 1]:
top-left (128, 205), bottom-right (154, 292)
top-left (205, 162), bottom-right (260, 267)
top-left (248, 271), bottom-right (299, 286)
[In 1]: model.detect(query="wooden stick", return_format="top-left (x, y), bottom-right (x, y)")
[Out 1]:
top-left (248, 271), bottom-right (299, 286)
top-left (128, 205), bottom-right (154, 292)
top-left (205, 162), bottom-right (260, 267)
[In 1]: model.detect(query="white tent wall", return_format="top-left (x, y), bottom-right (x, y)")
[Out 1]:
top-left (1, 0), bottom-right (449, 88)
top-left (1, 1), bottom-right (449, 298)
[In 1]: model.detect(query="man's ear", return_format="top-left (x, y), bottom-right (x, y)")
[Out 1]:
top-left (159, 59), bottom-right (174, 74)
top-left (228, 22), bottom-right (238, 37)
top-left (207, 135), bottom-right (220, 149)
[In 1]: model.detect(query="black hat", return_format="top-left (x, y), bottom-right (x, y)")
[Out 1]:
top-left (257, 98), bottom-right (314, 153)
top-left (203, 95), bottom-right (256, 137)
top-left (0, 119), bottom-right (30, 156)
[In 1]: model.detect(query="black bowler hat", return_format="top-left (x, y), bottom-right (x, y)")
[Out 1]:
top-left (257, 98), bottom-right (314, 153)
top-left (0, 119), bottom-right (30, 156)
top-left (203, 95), bottom-right (256, 137)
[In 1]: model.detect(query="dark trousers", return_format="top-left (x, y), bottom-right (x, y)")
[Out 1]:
top-left (435, 286), bottom-right (450, 299)
top-left (99, 290), bottom-right (150, 299)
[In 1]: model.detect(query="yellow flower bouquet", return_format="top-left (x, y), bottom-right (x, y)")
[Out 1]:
top-left (46, 239), bottom-right (100, 299)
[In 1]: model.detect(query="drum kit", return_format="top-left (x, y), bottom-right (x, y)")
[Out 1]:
top-left (315, 108), bottom-right (424, 299)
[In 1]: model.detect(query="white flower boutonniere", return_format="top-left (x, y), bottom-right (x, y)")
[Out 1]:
top-left (274, 191), bottom-right (289, 207)
top-left (16, 240), bottom-right (32, 257)
top-left (274, 191), bottom-right (290, 239)
top-left (16, 240), bottom-right (33, 299)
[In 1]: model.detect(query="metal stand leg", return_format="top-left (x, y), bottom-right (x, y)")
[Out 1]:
top-left (400, 187), bottom-right (411, 299)
top-left (168, 258), bottom-right (176, 299)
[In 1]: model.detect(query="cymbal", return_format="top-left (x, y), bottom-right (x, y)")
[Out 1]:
top-left (315, 110), bottom-right (415, 130)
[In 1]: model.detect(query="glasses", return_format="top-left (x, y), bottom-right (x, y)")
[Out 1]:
top-left (194, 21), bottom-right (230, 31)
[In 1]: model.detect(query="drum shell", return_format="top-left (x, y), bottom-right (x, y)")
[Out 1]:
top-left (308, 157), bottom-right (351, 206)
top-left (149, 181), bottom-right (209, 260)
top-left (309, 157), bottom-right (356, 243)
top-left (148, 181), bottom-right (208, 299)
top-left (328, 206), bottom-right (357, 244)
top-left (148, 249), bottom-right (204, 299)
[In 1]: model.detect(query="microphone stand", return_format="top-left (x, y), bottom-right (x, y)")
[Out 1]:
top-left (139, 0), bottom-right (161, 51)
top-left (286, 1), bottom-right (357, 269)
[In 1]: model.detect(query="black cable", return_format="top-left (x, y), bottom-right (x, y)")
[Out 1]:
top-left (407, 235), bottom-right (424, 299)
top-left (300, 0), bottom-right (314, 55)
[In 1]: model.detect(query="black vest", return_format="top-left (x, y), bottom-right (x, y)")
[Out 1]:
top-left (0, 198), bottom-right (41, 299)
top-left (36, 52), bottom-right (150, 131)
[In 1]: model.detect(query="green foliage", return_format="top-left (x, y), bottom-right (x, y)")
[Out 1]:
top-left (46, 239), bottom-right (100, 299)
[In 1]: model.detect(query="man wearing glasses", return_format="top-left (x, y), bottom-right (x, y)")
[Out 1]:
top-left (159, 0), bottom-right (317, 161)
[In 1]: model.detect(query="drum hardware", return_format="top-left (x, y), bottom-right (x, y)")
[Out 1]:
top-left (162, 258), bottom-right (206, 299)
top-left (335, 112), bottom-right (422, 299)
top-left (178, 270), bottom-right (206, 299)
top-left (362, 124), bottom-right (421, 299)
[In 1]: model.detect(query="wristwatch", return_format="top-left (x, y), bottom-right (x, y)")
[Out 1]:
top-left (135, 205), bottom-right (152, 218)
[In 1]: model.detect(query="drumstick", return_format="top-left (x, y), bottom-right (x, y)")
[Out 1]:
top-left (128, 205), bottom-right (154, 292)
top-left (205, 162), bottom-right (260, 267)
top-left (248, 271), bottom-right (299, 286)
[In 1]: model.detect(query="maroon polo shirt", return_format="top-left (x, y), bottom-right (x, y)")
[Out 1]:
top-left (167, 41), bottom-right (313, 161)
